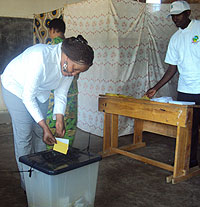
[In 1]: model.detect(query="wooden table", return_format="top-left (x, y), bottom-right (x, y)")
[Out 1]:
top-left (98, 94), bottom-right (200, 184)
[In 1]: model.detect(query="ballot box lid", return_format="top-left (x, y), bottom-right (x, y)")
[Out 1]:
top-left (19, 147), bottom-right (102, 175)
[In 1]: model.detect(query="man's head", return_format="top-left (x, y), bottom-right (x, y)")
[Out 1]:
top-left (48, 18), bottom-right (66, 39)
top-left (168, 1), bottom-right (191, 29)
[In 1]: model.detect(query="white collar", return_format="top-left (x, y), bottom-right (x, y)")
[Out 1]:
top-left (179, 19), bottom-right (194, 32)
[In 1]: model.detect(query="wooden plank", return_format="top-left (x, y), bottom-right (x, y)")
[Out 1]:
top-left (99, 97), bottom-right (189, 127)
top-left (134, 119), bottom-right (144, 144)
top-left (103, 113), bottom-right (111, 153)
top-left (166, 175), bottom-right (173, 183)
top-left (100, 142), bottom-right (146, 158)
top-left (173, 108), bottom-right (192, 178)
top-left (99, 94), bottom-right (200, 109)
top-left (143, 121), bottom-right (177, 138)
top-left (171, 166), bottom-right (200, 184)
top-left (119, 143), bottom-right (146, 151)
top-left (173, 124), bottom-right (192, 178)
top-left (111, 148), bottom-right (174, 172)
top-left (111, 114), bottom-right (118, 148)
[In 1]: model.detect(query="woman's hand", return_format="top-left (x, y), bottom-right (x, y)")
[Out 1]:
top-left (55, 114), bottom-right (65, 137)
top-left (38, 119), bottom-right (57, 145)
top-left (43, 127), bottom-right (57, 145)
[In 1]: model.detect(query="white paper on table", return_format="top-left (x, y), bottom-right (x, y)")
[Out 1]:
top-left (151, 97), bottom-right (173, 103)
top-left (168, 101), bottom-right (195, 105)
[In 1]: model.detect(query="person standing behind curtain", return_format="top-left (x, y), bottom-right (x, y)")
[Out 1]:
top-left (48, 18), bottom-right (65, 44)
top-left (46, 18), bottom-right (79, 148)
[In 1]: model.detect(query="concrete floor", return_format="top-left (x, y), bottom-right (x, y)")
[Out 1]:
top-left (0, 123), bottom-right (200, 207)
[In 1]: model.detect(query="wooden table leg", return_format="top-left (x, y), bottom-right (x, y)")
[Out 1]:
top-left (103, 113), bottom-right (111, 155)
top-left (111, 114), bottom-right (118, 148)
top-left (170, 125), bottom-right (193, 183)
top-left (133, 119), bottom-right (144, 145)
top-left (174, 126), bottom-right (191, 175)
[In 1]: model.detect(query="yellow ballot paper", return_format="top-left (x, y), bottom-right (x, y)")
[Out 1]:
top-left (140, 95), bottom-right (150, 100)
top-left (53, 138), bottom-right (69, 155)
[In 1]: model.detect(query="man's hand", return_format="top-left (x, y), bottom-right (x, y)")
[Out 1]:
top-left (145, 64), bottom-right (178, 99)
top-left (146, 88), bottom-right (157, 99)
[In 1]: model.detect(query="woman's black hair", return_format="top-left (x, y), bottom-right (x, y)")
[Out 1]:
top-left (61, 35), bottom-right (94, 66)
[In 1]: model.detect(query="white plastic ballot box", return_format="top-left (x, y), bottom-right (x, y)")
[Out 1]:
top-left (19, 147), bottom-right (102, 207)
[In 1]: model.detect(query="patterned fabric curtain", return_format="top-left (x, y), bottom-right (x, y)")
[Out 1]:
top-left (33, 8), bottom-right (64, 44)
top-left (64, 0), bottom-right (200, 137)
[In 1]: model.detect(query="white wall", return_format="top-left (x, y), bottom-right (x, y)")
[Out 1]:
top-left (0, 0), bottom-right (83, 18)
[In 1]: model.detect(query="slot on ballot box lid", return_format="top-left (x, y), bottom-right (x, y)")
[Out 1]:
top-left (19, 147), bottom-right (102, 175)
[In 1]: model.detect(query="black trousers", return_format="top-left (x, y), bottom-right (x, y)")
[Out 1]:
top-left (177, 92), bottom-right (200, 162)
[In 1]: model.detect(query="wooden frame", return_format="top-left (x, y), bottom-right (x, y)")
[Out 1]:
top-left (98, 95), bottom-right (200, 184)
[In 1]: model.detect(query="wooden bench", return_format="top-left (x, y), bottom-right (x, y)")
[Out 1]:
top-left (98, 94), bottom-right (200, 184)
